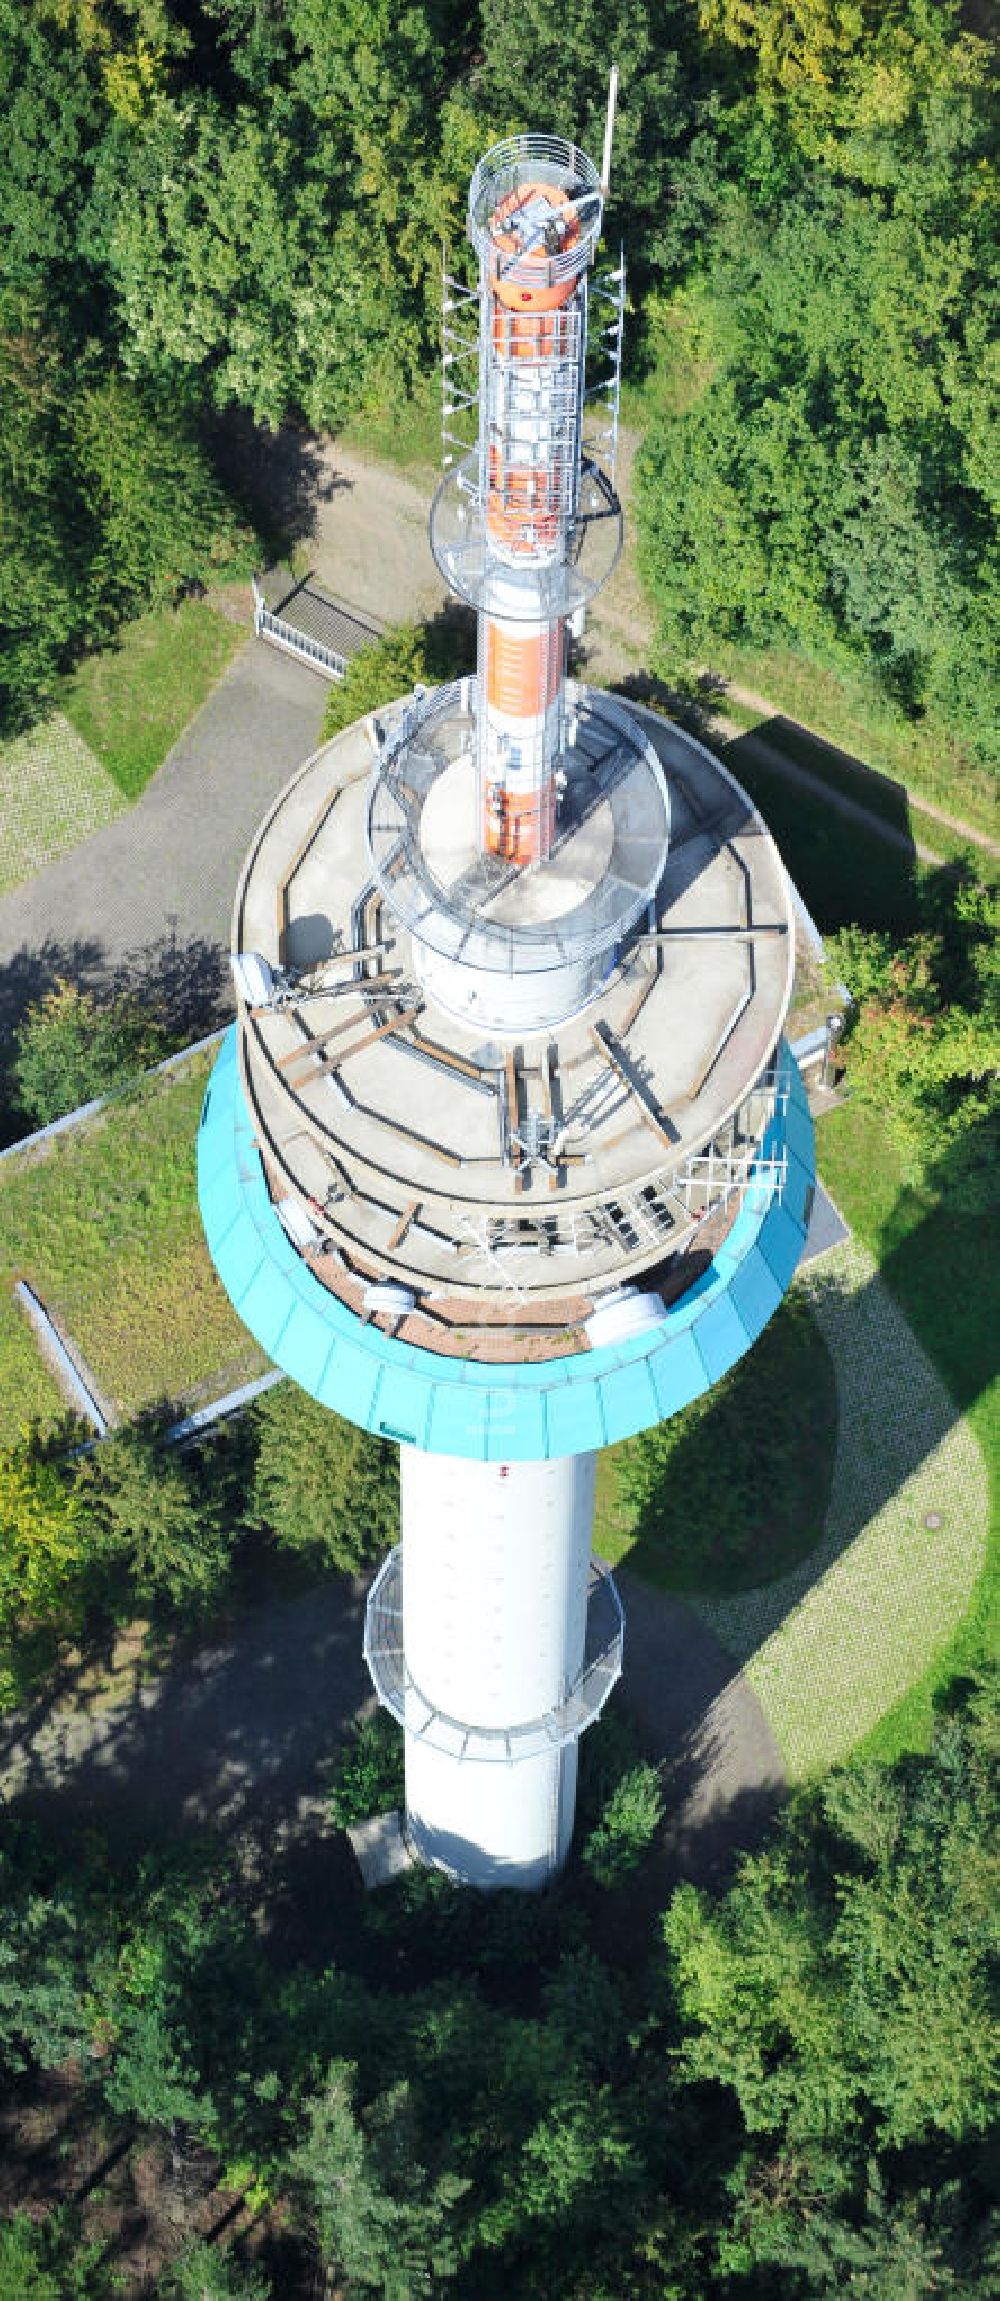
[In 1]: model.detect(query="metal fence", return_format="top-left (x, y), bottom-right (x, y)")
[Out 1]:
top-left (252, 576), bottom-right (347, 681)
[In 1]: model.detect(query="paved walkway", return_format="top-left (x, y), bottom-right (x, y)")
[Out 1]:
top-left (617, 1573), bottom-right (786, 1885)
top-left (0, 1579), bottom-right (370, 1841)
top-left (695, 1238), bottom-right (990, 1776)
top-left (0, 644), bottom-right (328, 1039)
top-left (0, 1569), bottom-right (783, 1891)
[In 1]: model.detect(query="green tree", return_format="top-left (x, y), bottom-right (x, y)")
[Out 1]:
top-left (581, 1759), bottom-right (664, 1886)
top-left (0, 6), bottom-right (107, 309)
top-left (89, 0), bottom-right (468, 430)
top-left (634, 5), bottom-right (998, 769)
top-left (329, 1709), bottom-right (405, 1828)
top-left (66, 362), bottom-right (255, 620)
top-left (290, 2061), bottom-right (468, 2296)
top-left (664, 1682), bottom-right (999, 2159)
top-left (251, 1386), bottom-right (398, 1571)
top-left (321, 617), bottom-right (474, 741)
top-left (0, 2216), bottom-right (66, 2301)
top-left (0, 306), bottom-right (253, 733)
top-left (11, 979), bottom-right (167, 1126)
top-left (478, 0), bottom-right (703, 278)
top-left (829, 882), bottom-right (1000, 1195)
top-left (0, 1868), bottom-right (86, 2080)
top-left (0, 319), bottom-right (86, 729)
top-left (76, 1421), bottom-right (238, 1617)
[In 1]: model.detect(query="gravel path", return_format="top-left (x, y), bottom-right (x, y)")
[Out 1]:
top-left (694, 1238), bottom-right (990, 1775)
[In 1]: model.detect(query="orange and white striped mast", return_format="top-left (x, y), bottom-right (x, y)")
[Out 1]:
top-left (433, 79), bottom-right (624, 869)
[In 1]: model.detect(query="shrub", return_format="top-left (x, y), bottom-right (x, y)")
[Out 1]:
top-left (329, 1709), bottom-right (404, 1828)
top-left (11, 978), bottom-right (168, 1127)
top-left (0, 1435), bottom-right (88, 1639)
top-left (321, 612), bottom-right (474, 741)
top-left (581, 1761), bottom-right (665, 1887)
top-left (156, 2238), bottom-right (269, 2299)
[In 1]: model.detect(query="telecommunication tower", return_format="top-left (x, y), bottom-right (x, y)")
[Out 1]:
top-left (199, 110), bottom-right (815, 1890)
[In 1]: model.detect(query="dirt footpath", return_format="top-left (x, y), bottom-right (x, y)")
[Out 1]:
top-left (232, 416), bottom-right (654, 680)
top-left (305, 441), bottom-right (450, 627)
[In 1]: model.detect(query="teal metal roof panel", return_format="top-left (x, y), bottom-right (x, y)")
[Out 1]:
top-left (237, 1266), bottom-right (297, 1359)
top-left (728, 1245), bottom-right (785, 1338)
top-left (198, 1029), bottom-right (815, 1462)
top-left (277, 1302), bottom-right (337, 1396)
top-left (544, 1381), bottom-right (607, 1456)
top-left (221, 1223), bottom-right (268, 1310)
top-left (426, 1384), bottom-right (490, 1459)
top-left (368, 1365), bottom-right (434, 1450)
top-left (597, 1355), bottom-right (661, 1445)
top-left (693, 1289), bottom-right (754, 1386)
top-left (758, 1199), bottom-right (810, 1295)
top-left (492, 1386), bottom-right (550, 1461)
top-left (648, 1329), bottom-right (706, 1418)
top-left (783, 1090), bottom-right (815, 1173)
top-left (318, 1344), bottom-right (384, 1429)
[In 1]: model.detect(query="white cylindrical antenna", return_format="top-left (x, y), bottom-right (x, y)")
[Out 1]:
top-left (601, 65), bottom-right (619, 196)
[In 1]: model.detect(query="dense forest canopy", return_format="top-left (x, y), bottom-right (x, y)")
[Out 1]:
top-left (0, 0), bottom-right (995, 774)
top-left (0, 1667), bottom-right (995, 2294)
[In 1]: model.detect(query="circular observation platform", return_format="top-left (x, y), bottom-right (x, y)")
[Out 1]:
top-left (366, 682), bottom-right (669, 1030)
top-left (467, 133), bottom-right (604, 285)
top-left (220, 692), bottom-right (799, 1347)
top-left (364, 1548), bottom-right (623, 1762)
top-left (430, 456), bottom-right (623, 619)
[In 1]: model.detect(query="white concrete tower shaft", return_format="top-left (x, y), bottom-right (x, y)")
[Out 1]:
top-left (401, 1451), bottom-right (597, 1887)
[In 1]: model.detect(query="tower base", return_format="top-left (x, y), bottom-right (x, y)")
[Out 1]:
top-left (364, 1450), bottom-right (624, 1890)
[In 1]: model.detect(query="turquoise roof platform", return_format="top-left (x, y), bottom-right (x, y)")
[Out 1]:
top-left (198, 1027), bottom-right (815, 1462)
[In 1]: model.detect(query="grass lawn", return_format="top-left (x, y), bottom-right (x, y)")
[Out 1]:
top-left (720, 730), bottom-right (931, 937)
top-left (719, 703), bottom-right (998, 876)
top-left (816, 1099), bottom-right (998, 1762)
top-left (0, 1054), bottom-right (268, 1447)
top-left (594, 1295), bottom-right (838, 1596)
top-left (339, 376), bottom-right (442, 476)
top-left (60, 599), bottom-right (244, 801)
top-left (707, 641), bottom-right (997, 844)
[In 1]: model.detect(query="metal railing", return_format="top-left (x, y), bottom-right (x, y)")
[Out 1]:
top-left (364, 1546), bottom-right (624, 1762)
top-left (252, 576), bottom-right (347, 682)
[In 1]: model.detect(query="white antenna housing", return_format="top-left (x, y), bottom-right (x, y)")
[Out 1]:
top-left (601, 65), bottom-right (619, 196)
